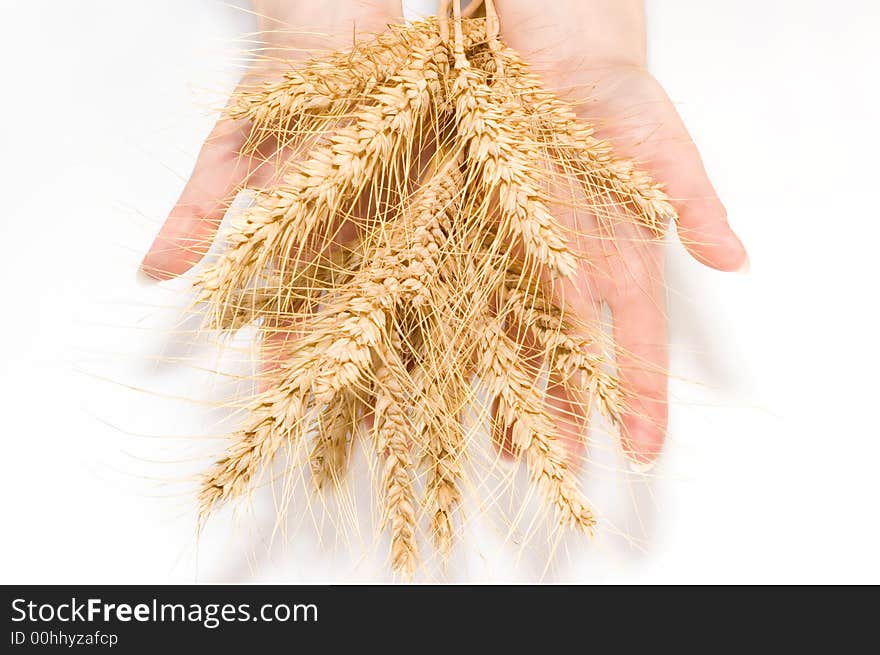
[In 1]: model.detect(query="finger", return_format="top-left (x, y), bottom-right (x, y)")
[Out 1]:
top-left (546, 278), bottom-right (605, 466)
top-left (544, 368), bottom-right (589, 465)
top-left (577, 71), bottom-right (749, 272)
top-left (140, 117), bottom-right (254, 280)
top-left (608, 255), bottom-right (668, 469)
top-left (644, 105), bottom-right (749, 273)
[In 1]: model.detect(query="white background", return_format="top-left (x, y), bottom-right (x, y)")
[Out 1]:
top-left (0, 0), bottom-right (878, 583)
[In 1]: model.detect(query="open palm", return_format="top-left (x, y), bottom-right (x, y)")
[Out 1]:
top-left (141, 0), bottom-right (748, 470)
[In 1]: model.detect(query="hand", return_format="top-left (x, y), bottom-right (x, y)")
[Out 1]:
top-left (140, 0), bottom-right (403, 280)
top-left (493, 0), bottom-right (749, 468)
top-left (142, 0), bottom-right (747, 472)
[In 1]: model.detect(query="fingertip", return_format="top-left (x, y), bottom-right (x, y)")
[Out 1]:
top-left (621, 416), bottom-right (665, 471)
top-left (140, 236), bottom-right (199, 281)
top-left (139, 249), bottom-right (178, 281)
top-left (140, 211), bottom-right (220, 280)
top-left (618, 383), bottom-right (668, 468)
top-left (680, 222), bottom-right (749, 273)
top-left (610, 284), bottom-right (669, 471)
top-left (139, 115), bottom-right (250, 281)
top-left (676, 197), bottom-right (749, 273)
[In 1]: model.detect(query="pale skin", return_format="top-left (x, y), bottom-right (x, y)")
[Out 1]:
top-left (141, 0), bottom-right (748, 469)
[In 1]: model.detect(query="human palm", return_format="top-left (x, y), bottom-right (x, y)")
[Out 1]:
top-left (141, 0), bottom-right (747, 470)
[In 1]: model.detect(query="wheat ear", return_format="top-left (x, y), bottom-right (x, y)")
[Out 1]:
top-left (310, 391), bottom-right (357, 490)
top-left (195, 34), bottom-right (450, 308)
top-left (477, 317), bottom-right (595, 531)
top-left (373, 341), bottom-right (419, 576)
top-left (501, 280), bottom-right (622, 423)
top-left (487, 45), bottom-right (676, 234)
top-left (450, 61), bottom-right (578, 278)
top-left (229, 22), bottom-right (436, 146)
top-left (231, 19), bottom-right (489, 148)
top-left (198, 386), bottom-right (309, 516)
top-left (415, 361), bottom-right (466, 559)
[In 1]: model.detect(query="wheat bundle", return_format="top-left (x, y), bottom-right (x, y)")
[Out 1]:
top-left (194, 1), bottom-right (675, 576)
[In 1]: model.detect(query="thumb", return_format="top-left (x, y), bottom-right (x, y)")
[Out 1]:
top-left (140, 116), bottom-right (254, 280)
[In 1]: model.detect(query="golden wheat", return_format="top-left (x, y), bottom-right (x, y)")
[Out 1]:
top-left (373, 340), bottom-right (419, 575)
top-left (476, 316), bottom-right (595, 531)
top-left (450, 61), bottom-right (578, 278)
top-left (191, 14), bottom-right (677, 575)
top-left (195, 34), bottom-right (450, 310)
top-left (311, 390), bottom-right (357, 490)
top-left (487, 46), bottom-right (675, 235)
